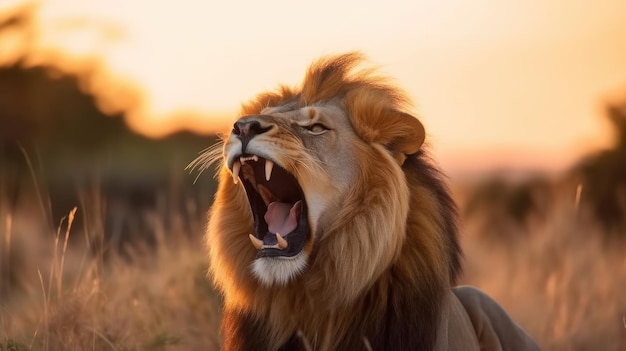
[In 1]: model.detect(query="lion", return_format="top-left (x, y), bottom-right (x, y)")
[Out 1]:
top-left (192, 53), bottom-right (541, 350)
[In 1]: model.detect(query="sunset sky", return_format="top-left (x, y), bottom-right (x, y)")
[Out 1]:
top-left (3, 0), bottom-right (626, 174)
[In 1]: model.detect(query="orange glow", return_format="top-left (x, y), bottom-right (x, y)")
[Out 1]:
top-left (4, 0), bottom-right (626, 173)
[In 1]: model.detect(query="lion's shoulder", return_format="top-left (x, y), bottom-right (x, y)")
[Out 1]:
top-left (450, 286), bottom-right (542, 351)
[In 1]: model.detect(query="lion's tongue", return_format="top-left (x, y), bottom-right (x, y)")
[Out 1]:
top-left (264, 201), bottom-right (301, 237)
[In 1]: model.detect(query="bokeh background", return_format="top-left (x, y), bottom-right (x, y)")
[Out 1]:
top-left (1, 1), bottom-right (625, 350)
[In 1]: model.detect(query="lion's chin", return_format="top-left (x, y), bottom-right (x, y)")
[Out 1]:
top-left (251, 252), bottom-right (308, 286)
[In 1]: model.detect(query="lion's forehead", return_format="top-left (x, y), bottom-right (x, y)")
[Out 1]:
top-left (261, 103), bottom-right (350, 127)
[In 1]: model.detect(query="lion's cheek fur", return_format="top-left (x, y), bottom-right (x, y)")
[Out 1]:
top-left (307, 144), bottom-right (410, 306)
top-left (207, 167), bottom-right (260, 309)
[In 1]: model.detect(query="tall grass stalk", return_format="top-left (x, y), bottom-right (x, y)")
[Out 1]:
top-left (57, 207), bottom-right (77, 296)
top-left (574, 183), bottom-right (583, 213)
top-left (1, 213), bottom-right (12, 295)
top-left (48, 214), bottom-right (66, 304)
top-left (18, 144), bottom-right (51, 229)
top-left (36, 267), bottom-right (49, 351)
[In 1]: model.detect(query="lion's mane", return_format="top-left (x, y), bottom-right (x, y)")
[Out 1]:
top-left (205, 53), bottom-right (462, 350)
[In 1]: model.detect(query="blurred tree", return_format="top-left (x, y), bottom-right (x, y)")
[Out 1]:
top-left (0, 6), bottom-right (218, 260)
top-left (464, 176), bottom-right (551, 242)
top-left (465, 100), bottom-right (626, 242)
top-left (0, 58), bottom-right (219, 254)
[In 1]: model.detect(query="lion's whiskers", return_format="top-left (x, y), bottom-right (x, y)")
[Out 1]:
top-left (186, 140), bottom-right (224, 183)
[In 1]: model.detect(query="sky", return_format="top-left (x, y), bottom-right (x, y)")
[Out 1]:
top-left (3, 0), bottom-right (626, 175)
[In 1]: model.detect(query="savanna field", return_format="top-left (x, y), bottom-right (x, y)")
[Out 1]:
top-left (1, 165), bottom-right (625, 351)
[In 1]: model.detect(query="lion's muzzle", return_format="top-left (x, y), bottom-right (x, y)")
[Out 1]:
top-left (228, 115), bottom-right (310, 261)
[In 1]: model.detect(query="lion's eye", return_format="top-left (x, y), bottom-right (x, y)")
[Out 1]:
top-left (306, 123), bottom-right (328, 135)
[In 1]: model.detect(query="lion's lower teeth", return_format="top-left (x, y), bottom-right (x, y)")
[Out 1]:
top-left (249, 233), bottom-right (288, 250)
top-left (276, 234), bottom-right (288, 249)
top-left (249, 234), bottom-right (263, 250)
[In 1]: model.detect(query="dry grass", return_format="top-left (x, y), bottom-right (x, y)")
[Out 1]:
top-left (0, 200), bottom-right (221, 351)
top-left (461, 194), bottom-right (626, 350)
top-left (1, 186), bottom-right (625, 350)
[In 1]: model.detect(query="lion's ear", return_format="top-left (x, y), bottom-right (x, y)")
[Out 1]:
top-left (385, 111), bottom-right (425, 163)
top-left (360, 110), bottom-right (425, 165)
top-left (346, 89), bottom-right (425, 165)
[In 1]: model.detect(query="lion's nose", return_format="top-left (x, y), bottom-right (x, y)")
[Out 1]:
top-left (233, 116), bottom-right (273, 153)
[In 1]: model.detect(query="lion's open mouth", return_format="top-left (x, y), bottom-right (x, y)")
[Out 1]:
top-left (231, 154), bottom-right (308, 258)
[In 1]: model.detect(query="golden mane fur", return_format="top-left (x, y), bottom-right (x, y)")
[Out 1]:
top-left (203, 52), bottom-right (464, 350)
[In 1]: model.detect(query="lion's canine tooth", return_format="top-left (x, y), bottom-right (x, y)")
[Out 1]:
top-left (249, 234), bottom-right (263, 250)
top-left (232, 160), bottom-right (241, 184)
top-left (276, 233), bottom-right (288, 249)
top-left (265, 160), bottom-right (274, 181)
